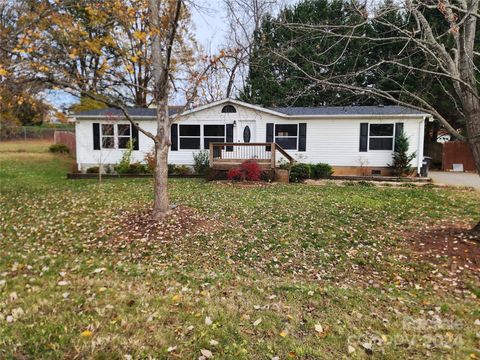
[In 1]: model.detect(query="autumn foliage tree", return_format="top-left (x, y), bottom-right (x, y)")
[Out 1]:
top-left (0, 1), bottom-right (52, 130)
top-left (4, 0), bottom-right (218, 220)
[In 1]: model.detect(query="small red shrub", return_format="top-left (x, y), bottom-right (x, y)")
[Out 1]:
top-left (240, 160), bottom-right (262, 181)
top-left (227, 167), bottom-right (243, 181)
top-left (227, 160), bottom-right (262, 181)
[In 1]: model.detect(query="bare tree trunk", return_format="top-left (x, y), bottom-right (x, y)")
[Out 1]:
top-left (465, 110), bottom-right (480, 175)
top-left (465, 110), bottom-right (480, 236)
top-left (473, 221), bottom-right (480, 236)
top-left (152, 140), bottom-right (170, 220)
top-left (148, 0), bottom-right (182, 221)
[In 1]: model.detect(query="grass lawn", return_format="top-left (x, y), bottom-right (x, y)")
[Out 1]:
top-left (1, 141), bottom-right (479, 359)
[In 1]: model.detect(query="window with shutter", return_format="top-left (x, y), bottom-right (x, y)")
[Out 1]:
top-left (369, 124), bottom-right (394, 150)
top-left (171, 124), bottom-right (178, 151)
top-left (359, 123), bottom-right (368, 152)
top-left (298, 123), bottom-right (307, 151)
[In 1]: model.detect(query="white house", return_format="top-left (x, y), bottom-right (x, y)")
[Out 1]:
top-left (73, 98), bottom-right (429, 176)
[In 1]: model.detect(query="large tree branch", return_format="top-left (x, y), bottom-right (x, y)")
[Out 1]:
top-left (43, 78), bottom-right (156, 141)
top-left (273, 50), bottom-right (466, 140)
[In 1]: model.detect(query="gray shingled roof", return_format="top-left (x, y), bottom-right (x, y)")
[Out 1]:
top-left (269, 105), bottom-right (426, 116)
top-left (74, 104), bottom-right (426, 117)
top-left (73, 107), bottom-right (179, 117)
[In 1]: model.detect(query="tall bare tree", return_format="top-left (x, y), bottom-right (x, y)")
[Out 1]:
top-left (195, 0), bottom-right (289, 102)
top-left (272, 0), bottom-right (480, 231)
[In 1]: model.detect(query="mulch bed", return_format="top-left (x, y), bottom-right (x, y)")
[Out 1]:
top-left (213, 180), bottom-right (274, 188)
top-left (406, 222), bottom-right (480, 272)
top-left (97, 206), bottom-right (222, 256)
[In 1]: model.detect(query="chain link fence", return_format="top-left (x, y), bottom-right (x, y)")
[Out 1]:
top-left (0, 125), bottom-right (75, 141)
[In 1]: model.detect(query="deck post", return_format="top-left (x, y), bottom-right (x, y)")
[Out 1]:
top-left (209, 142), bottom-right (214, 168)
top-left (271, 142), bottom-right (276, 169)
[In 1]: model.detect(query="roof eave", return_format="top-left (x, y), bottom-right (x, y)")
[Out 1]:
top-left (289, 113), bottom-right (429, 119)
top-left (72, 113), bottom-right (428, 121)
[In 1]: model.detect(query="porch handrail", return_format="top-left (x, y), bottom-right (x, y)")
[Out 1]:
top-left (274, 144), bottom-right (294, 164)
top-left (209, 142), bottom-right (294, 169)
top-left (209, 142), bottom-right (273, 147)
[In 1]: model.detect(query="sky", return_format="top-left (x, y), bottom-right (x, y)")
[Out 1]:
top-left (191, 0), bottom-right (230, 52)
top-left (48, 0), bottom-right (289, 110)
top-left (48, 0), bottom-right (230, 110)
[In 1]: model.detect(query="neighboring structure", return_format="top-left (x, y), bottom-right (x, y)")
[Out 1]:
top-left (73, 98), bottom-right (430, 176)
top-left (437, 130), bottom-right (452, 143)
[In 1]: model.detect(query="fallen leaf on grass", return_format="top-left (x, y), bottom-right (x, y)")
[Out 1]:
top-left (279, 330), bottom-right (288, 337)
top-left (253, 318), bottom-right (262, 327)
top-left (200, 349), bottom-right (213, 358)
top-left (314, 324), bottom-right (323, 334)
top-left (205, 316), bottom-right (213, 325)
top-left (81, 330), bottom-right (93, 338)
top-left (361, 342), bottom-right (373, 354)
top-left (167, 346), bottom-right (177, 352)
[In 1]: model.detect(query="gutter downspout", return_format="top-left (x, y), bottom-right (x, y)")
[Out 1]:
top-left (417, 117), bottom-right (426, 175)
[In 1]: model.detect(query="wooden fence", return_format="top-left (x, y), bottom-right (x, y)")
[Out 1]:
top-left (54, 131), bottom-right (76, 157)
top-left (442, 141), bottom-right (475, 171)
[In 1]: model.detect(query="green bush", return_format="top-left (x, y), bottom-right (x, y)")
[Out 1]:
top-left (174, 165), bottom-right (191, 176)
top-left (278, 159), bottom-right (292, 170)
top-left (127, 162), bottom-right (148, 174)
top-left (310, 163), bottom-right (333, 179)
top-left (86, 166), bottom-right (99, 174)
top-left (168, 164), bottom-right (177, 175)
top-left (193, 150), bottom-right (209, 175)
top-left (389, 132), bottom-right (416, 176)
top-left (289, 163), bottom-right (310, 182)
top-left (49, 143), bottom-right (70, 154)
top-left (114, 141), bottom-right (134, 174)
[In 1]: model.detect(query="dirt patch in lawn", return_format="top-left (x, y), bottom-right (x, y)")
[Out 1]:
top-left (98, 206), bottom-right (223, 258)
top-left (406, 222), bottom-right (480, 272)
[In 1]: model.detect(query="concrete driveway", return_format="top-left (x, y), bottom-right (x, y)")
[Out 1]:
top-left (429, 171), bottom-right (480, 190)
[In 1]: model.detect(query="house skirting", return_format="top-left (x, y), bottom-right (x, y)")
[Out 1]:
top-left (332, 166), bottom-right (397, 177)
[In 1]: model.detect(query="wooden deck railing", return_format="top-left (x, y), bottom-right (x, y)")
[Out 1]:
top-left (209, 142), bottom-right (294, 170)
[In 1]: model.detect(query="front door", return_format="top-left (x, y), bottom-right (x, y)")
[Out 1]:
top-left (236, 121), bottom-right (256, 143)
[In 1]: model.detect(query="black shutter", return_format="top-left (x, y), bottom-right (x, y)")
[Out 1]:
top-left (93, 123), bottom-right (100, 150)
top-left (171, 124), bottom-right (178, 151)
top-left (266, 123), bottom-right (274, 151)
top-left (394, 122), bottom-right (404, 152)
top-left (226, 123), bottom-right (234, 152)
top-left (298, 123), bottom-right (307, 151)
top-left (359, 123), bottom-right (368, 152)
top-left (132, 124), bottom-right (139, 150)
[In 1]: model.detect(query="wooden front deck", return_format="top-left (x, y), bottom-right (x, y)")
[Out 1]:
top-left (209, 142), bottom-right (294, 170)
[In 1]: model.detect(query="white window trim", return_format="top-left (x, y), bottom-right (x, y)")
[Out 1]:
top-left (274, 124), bottom-right (298, 150)
top-left (203, 125), bottom-right (226, 149)
top-left (101, 123), bottom-right (115, 150)
top-left (368, 123), bottom-right (395, 151)
top-left (117, 124), bottom-right (133, 149)
top-left (179, 124), bottom-right (201, 150)
top-left (100, 123), bottom-right (132, 150)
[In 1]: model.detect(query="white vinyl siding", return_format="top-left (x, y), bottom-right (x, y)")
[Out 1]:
top-left (75, 102), bottom-right (425, 173)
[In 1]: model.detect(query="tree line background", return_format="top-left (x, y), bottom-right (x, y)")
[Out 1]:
top-left (1, 0), bottom-right (479, 157)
